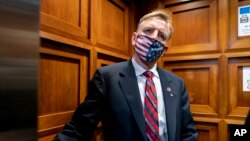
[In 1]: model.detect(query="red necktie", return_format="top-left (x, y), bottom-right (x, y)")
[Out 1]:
top-left (143, 71), bottom-right (160, 141)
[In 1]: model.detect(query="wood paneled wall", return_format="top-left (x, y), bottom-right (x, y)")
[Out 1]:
top-left (161, 0), bottom-right (250, 141)
top-left (39, 0), bottom-right (250, 141)
top-left (38, 0), bottom-right (132, 140)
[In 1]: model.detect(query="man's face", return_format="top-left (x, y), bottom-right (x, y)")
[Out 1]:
top-left (132, 17), bottom-right (169, 46)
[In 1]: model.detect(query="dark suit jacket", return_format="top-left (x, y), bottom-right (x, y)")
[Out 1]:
top-left (54, 60), bottom-right (198, 141)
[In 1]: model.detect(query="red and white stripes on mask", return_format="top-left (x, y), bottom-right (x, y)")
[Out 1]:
top-left (135, 35), bottom-right (167, 62)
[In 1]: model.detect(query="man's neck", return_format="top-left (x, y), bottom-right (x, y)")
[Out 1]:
top-left (132, 54), bottom-right (156, 70)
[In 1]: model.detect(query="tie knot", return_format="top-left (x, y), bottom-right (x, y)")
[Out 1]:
top-left (143, 71), bottom-right (153, 78)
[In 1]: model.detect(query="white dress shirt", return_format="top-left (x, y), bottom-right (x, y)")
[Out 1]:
top-left (132, 58), bottom-right (167, 141)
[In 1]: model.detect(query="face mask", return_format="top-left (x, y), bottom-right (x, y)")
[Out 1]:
top-left (135, 34), bottom-right (167, 62)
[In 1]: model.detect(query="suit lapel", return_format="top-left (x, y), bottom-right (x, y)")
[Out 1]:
top-left (158, 68), bottom-right (176, 141)
top-left (118, 60), bottom-right (147, 141)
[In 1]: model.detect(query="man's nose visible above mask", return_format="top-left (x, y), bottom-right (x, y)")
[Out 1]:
top-left (149, 30), bottom-right (159, 40)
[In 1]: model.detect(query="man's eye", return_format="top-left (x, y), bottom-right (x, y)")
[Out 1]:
top-left (160, 34), bottom-right (166, 41)
top-left (144, 28), bottom-right (153, 33)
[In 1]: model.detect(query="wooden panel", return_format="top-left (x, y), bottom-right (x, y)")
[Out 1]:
top-left (196, 124), bottom-right (218, 141)
top-left (41, 0), bottom-right (80, 25)
top-left (165, 59), bottom-right (218, 116)
top-left (164, 0), bottom-right (218, 54)
top-left (173, 68), bottom-right (209, 105)
top-left (94, 0), bottom-right (129, 54)
top-left (97, 53), bottom-right (127, 68)
top-left (39, 54), bottom-right (79, 115)
top-left (40, 0), bottom-right (89, 41)
top-left (97, 59), bottom-right (116, 68)
top-left (229, 0), bottom-right (250, 50)
top-left (228, 57), bottom-right (250, 118)
top-left (172, 7), bottom-right (209, 46)
top-left (38, 40), bottom-right (89, 139)
top-left (198, 130), bottom-right (209, 141)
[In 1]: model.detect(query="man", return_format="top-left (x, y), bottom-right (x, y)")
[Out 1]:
top-left (54, 9), bottom-right (198, 141)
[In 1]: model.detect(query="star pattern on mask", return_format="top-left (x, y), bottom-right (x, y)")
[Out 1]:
top-left (145, 40), bottom-right (164, 62)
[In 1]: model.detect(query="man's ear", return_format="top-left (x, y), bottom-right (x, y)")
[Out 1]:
top-left (131, 32), bottom-right (137, 47)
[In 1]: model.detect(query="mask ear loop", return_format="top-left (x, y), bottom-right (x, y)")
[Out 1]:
top-left (164, 46), bottom-right (168, 51)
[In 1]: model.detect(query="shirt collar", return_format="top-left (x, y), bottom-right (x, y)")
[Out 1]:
top-left (131, 58), bottom-right (159, 78)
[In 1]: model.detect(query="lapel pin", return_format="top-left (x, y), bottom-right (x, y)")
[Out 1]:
top-left (167, 87), bottom-right (171, 92)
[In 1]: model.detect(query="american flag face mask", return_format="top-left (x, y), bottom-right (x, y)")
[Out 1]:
top-left (135, 34), bottom-right (168, 62)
